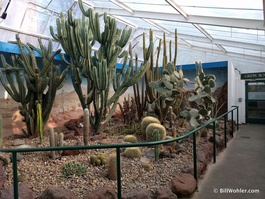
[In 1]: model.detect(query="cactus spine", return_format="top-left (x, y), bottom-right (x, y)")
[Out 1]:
top-left (50, 0), bottom-right (153, 133)
top-left (0, 35), bottom-right (68, 140)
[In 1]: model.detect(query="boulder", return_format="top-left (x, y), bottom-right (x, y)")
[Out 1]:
top-left (1, 182), bottom-right (36, 199)
top-left (122, 188), bottom-right (151, 199)
top-left (171, 173), bottom-right (196, 197)
top-left (83, 186), bottom-right (116, 199)
top-left (38, 187), bottom-right (75, 199)
top-left (156, 187), bottom-right (178, 199)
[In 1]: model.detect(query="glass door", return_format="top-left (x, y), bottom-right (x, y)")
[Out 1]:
top-left (246, 81), bottom-right (265, 124)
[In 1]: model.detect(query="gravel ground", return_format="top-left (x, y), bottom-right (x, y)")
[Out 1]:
top-left (1, 130), bottom-right (194, 198)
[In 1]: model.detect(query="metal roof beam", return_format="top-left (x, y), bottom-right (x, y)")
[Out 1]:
top-left (94, 8), bottom-right (265, 30)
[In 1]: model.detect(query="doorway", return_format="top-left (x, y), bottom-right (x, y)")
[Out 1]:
top-left (245, 80), bottom-right (265, 124)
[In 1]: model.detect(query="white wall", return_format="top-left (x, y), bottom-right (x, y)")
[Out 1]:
top-left (228, 61), bottom-right (245, 124)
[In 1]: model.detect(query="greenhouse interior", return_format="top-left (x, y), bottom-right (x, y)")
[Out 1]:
top-left (0, 1), bottom-right (264, 198)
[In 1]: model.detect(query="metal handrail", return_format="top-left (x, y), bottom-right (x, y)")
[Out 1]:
top-left (0, 106), bottom-right (239, 199)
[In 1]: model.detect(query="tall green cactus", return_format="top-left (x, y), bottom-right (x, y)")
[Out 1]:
top-left (50, 0), bottom-right (153, 133)
top-left (145, 30), bottom-right (179, 122)
top-left (0, 35), bottom-right (68, 141)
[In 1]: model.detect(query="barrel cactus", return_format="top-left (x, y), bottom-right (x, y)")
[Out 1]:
top-left (140, 116), bottom-right (160, 138)
top-left (145, 123), bottom-right (166, 142)
top-left (124, 147), bottom-right (142, 158)
top-left (123, 135), bottom-right (138, 143)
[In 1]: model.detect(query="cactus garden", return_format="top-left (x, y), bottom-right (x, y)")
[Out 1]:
top-left (0, 0), bottom-right (233, 198)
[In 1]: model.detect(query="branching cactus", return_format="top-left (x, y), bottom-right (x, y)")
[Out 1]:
top-left (50, 0), bottom-right (153, 133)
top-left (0, 35), bottom-right (68, 141)
top-left (181, 61), bottom-right (217, 129)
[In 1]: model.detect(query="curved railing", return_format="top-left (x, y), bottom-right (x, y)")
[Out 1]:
top-left (0, 106), bottom-right (239, 199)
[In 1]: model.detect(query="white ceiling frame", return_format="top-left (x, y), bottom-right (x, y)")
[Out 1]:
top-left (94, 8), bottom-right (265, 30)
top-left (165, 0), bottom-right (188, 19)
top-left (139, 29), bottom-right (265, 52)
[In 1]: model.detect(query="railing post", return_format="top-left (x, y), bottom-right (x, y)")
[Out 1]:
top-left (232, 106), bottom-right (239, 131)
top-left (213, 121), bottom-right (216, 163)
top-left (12, 152), bottom-right (18, 199)
top-left (231, 111), bottom-right (234, 138)
top-left (224, 115), bottom-right (227, 148)
top-left (236, 106), bottom-right (239, 131)
top-left (116, 148), bottom-right (122, 199)
top-left (193, 132), bottom-right (198, 189)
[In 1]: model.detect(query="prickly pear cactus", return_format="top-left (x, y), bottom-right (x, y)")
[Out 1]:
top-left (181, 60), bottom-right (217, 129)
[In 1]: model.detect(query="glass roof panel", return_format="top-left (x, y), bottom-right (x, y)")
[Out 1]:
top-left (123, 0), bottom-right (177, 13)
top-left (84, 0), bottom-right (123, 9)
top-left (183, 7), bottom-right (262, 20)
top-left (184, 40), bottom-right (220, 50)
top-left (201, 25), bottom-right (265, 45)
top-left (174, 0), bottom-right (262, 9)
top-left (151, 20), bottom-right (205, 37)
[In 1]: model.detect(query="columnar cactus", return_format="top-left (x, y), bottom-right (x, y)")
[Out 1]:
top-left (83, 108), bottom-right (90, 145)
top-left (107, 153), bottom-right (117, 180)
top-left (49, 127), bottom-right (64, 159)
top-left (50, 0), bottom-right (153, 133)
top-left (0, 35), bottom-right (68, 141)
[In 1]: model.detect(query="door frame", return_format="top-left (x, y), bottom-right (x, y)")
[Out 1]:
top-left (245, 80), bottom-right (265, 124)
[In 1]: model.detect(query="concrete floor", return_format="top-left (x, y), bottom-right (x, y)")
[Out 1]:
top-left (192, 124), bottom-right (265, 199)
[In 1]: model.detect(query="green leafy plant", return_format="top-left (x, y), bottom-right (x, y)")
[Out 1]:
top-left (0, 35), bottom-right (68, 142)
top-left (62, 162), bottom-right (87, 178)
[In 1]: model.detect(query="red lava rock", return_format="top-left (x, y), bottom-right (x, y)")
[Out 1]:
top-left (171, 173), bottom-right (196, 197)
